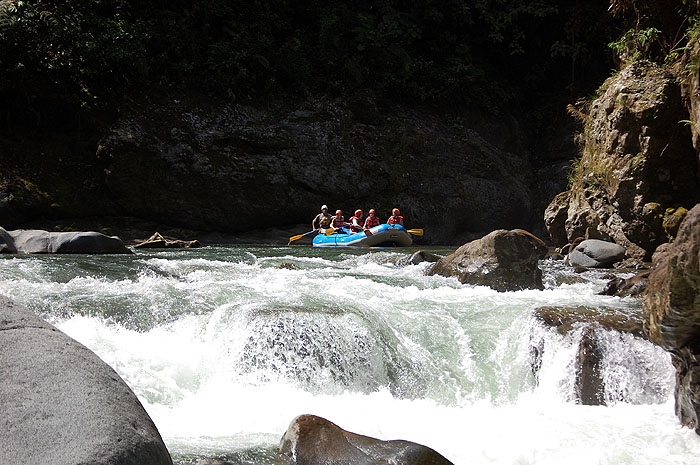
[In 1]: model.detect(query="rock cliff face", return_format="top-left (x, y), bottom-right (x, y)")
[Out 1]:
top-left (95, 97), bottom-right (535, 244)
top-left (644, 203), bottom-right (700, 432)
top-left (545, 61), bottom-right (700, 259)
top-left (680, 41), bottom-right (700, 164)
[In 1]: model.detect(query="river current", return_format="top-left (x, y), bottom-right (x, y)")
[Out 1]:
top-left (2, 245), bottom-right (699, 465)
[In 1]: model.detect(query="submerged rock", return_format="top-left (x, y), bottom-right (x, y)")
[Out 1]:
top-left (533, 306), bottom-right (645, 338)
top-left (279, 414), bottom-right (453, 465)
top-left (428, 229), bottom-right (544, 292)
top-left (3, 228), bottom-right (132, 254)
top-left (644, 203), bottom-right (700, 432)
top-left (405, 250), bottom-right (442, 266)
top-left (567, 239), bottom-right (626, 268)
top-left (0, 295), bottom-right (173, 465)
top-left (598, 270), bottom-right (650, 297)
top-left (576, 326), bottom-right (606, 406)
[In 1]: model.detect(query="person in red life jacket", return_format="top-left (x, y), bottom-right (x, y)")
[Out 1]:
top-left (364, 209), bottom-right (380, 229)
top-left (330, 210), bottom-right (348, 231)
top-left (387, 208), bottom-right (404, 226)
top-left (349, 209), bottom-right (364, 232)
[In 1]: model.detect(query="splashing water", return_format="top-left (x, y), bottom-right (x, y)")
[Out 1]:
top-left (1, 246), bottom-right (698, 465)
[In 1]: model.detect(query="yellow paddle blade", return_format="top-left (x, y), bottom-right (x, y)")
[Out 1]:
top-left (324, 228), bottom-right (337, 235)
top-left (288, 234), bottom-right (305, 242)
top-left (407, 228), bottom-right (424, 237)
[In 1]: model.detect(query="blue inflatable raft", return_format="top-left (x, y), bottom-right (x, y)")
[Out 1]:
top-left (312, 224), bottom-right (413, 247)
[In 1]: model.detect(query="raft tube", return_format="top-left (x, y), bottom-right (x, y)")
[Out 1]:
top-left (313, 224), bottom-right (413, 247)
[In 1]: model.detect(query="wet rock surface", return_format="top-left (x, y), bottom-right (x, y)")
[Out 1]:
top-left (599, 270), bottom-right (650, 297)
top-left (533, 306), bottom-right (645, 339)
top-left (0, 295), bottom-right (173, 465)
top-left (533, 306), bottom-right (646, 406)
top-left (279, 414), bottom-right (453, 465)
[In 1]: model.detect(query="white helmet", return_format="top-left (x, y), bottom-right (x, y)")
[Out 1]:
top-left (321, 205), bottom-right (328, 210)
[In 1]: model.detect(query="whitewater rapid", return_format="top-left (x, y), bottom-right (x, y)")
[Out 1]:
top-left (1, 246), bottom-right (699, 465)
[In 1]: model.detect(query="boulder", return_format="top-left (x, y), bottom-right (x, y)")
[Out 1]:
top-left (134, 232), bottom-right (201, 249)
top-left (279, 415), bottom-right (453, 465)
top-left (598, 270), bottom-right (650, 297)
top-left (0, 226), bottom-right (17, 253)
top-left (7, 229), bottom-right (132, 254)
top-left (567, 239), bottom-right (626, 268)
top-left (428, 229), bottom-right (544, 292)
top-left (643, 203), bottom-right (700, 432)
top-left (0, 295), bottom-right (173, 465)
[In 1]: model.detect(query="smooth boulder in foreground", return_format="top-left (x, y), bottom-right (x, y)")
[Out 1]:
top-left (0, 295), bottom-right (172, 465)
top-left (2, 227), bottom-right (132, 254)
top-left (428, 229), bottom-right (545, 292)
top-left (279, 414), bottom-right (453, 465)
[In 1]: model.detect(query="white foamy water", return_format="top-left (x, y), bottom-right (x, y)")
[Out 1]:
top-left (1, 246), bottom-right (699, 465)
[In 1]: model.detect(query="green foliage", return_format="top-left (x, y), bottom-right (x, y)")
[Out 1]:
top-left (566, 157), bottom-right (581, 188)
top-left (608, 27), bottom-right (661, 62)
top-left (0, 0), bottom-right (618, 128)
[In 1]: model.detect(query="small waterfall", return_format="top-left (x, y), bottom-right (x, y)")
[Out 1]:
top-left (1, 248), bottom-right (698, 465)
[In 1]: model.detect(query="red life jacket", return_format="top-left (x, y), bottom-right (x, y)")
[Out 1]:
top-left (387, 215), bottom-right (404, 225)
top-left (364, 216), bottom-right (380, 228)
top-left (331, 215), bottom-right (345, 228)
top-left (349, 216), bottom-right (364, 231)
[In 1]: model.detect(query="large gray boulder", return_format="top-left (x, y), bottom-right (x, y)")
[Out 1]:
top-left (567, 239), bottom-right (626, 268)
top-left (428, 229), bottom-right (544, 292)
top-left (6, 229), bottom-right (133, 254)
top-left (279, 414), bottom-right (453, 465)
top-left (0, 296), bottom-right (173, 465)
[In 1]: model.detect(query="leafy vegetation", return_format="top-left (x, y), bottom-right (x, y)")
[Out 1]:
top-left (0, 0), bottom-right (618, 129)
top-left (606, 0), bottom-right (699, 66)
top-left (609, 27), bottom-right (661, 62)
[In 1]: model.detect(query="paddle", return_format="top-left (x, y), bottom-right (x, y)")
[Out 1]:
top-left (407, 228), bottom-right (424, 237)
top-left (324, 226), bottom-right (348, 235)
top-left (288, 230), bottom-right (316, 245)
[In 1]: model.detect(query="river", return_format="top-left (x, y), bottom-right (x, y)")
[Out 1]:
top-left (2, 245), bottom-right (699, 465)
